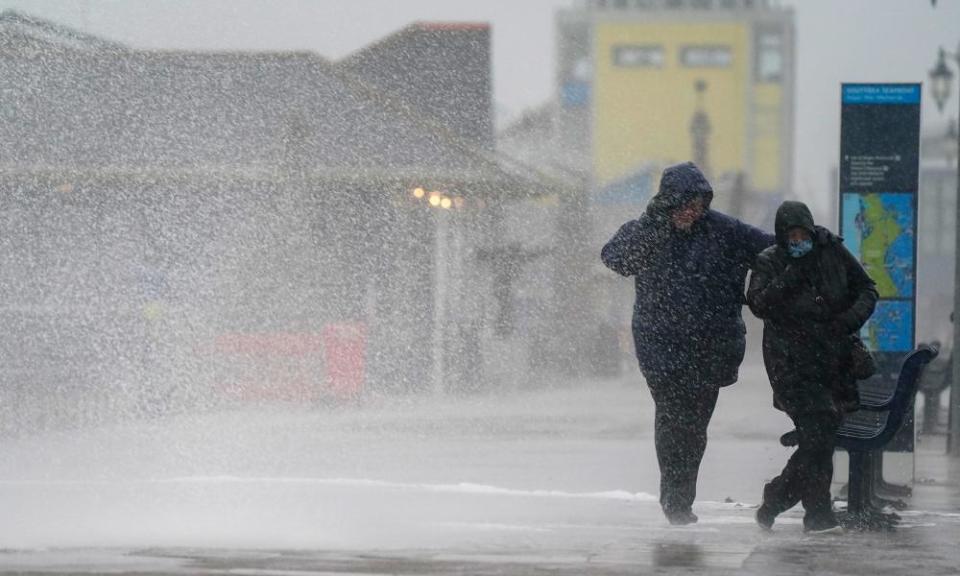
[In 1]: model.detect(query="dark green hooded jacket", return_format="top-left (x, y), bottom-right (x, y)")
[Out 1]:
top-left (746, 201), bottom-right (878, 415)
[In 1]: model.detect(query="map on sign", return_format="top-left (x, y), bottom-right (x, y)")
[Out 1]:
top-left (841, 193), bottom-right (915, 298)
top-left (862, 300), bottom-right (914, 353)
top-left (841, 192), bottom-right (915, 352)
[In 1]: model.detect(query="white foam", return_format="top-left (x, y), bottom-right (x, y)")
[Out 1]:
top-left (0, 475), bottom-right (659, 502)
top-left (154, 476), bottom-right (660, 502)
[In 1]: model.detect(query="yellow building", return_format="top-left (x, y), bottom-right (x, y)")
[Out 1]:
top-left (557, 0), bottom-right (795, 210)
top-left (496, 0), bottom-right (796, 376)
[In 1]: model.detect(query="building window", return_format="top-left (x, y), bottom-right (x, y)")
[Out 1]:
top-left (680, 45), bottom-right (733, 68)
top-left (613, 44), bottom-right (665, 68)
top-left (756, 31), bottom-right (783, 82)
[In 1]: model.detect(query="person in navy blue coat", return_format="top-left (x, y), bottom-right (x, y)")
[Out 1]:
top-left (601, 161), bottom-right (773, 525)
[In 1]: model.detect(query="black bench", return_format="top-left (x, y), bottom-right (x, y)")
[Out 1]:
top-left (838, 346), bottom-right (937, 529)
top-left (781, 346), bottom-right (938, 530)
top-left (842, 354), bottom-right (918, 504)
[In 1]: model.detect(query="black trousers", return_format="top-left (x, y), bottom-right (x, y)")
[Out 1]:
top-left (646, 376), bottom-right (720, 515)
top-left (762, 410), bottom-right (840, 521)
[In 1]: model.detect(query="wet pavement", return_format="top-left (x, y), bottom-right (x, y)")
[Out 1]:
top-left (2, 500), bottom-right (959, 575)
top-left (0, 365), bottom-right (958, 574)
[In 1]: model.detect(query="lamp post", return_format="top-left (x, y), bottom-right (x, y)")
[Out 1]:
top-left (690, 79), bottom-right (712, 176)
top-left (411, 187), bottom-right (461, 394)
top-left (929, 43), bottom-right (960, 456)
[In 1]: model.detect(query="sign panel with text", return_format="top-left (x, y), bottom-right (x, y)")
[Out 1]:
top-left (839, 83), bottom-right (920, 354)
top-left (838, 82), bottom-right (921, 454)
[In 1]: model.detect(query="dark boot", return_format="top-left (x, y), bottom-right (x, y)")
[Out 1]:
top-left (803, 512), bottom-right (842, 534)
top-left (666, 509), bottom-right (698, 525)
top-left (755, 504), bottom-right (776, 530)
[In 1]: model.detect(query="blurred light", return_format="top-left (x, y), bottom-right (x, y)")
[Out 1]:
top-left (412, 187), bottom-right (425, 199)
top-left (440, 197), bottom-right (452, 209)
top-left (428, 193), bottom-right (442, 207)
top-left (453, 197), bottom-right (465, 209)
top-left (56, 182), bottom-right (74, 194)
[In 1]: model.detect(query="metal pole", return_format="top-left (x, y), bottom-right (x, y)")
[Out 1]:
top-left (950, 67), bottom-right (960, 456)
top-left (432, 208), bottom-right (448, 395)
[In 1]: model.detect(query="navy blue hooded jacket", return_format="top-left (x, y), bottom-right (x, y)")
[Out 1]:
top-left (601, 162), bottom-right (774, 385)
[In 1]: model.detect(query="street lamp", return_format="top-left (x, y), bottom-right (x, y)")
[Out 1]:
top-left (929, 42), bottom-right (960, 456)
top-left (930, 48), bottom-right (955, 113)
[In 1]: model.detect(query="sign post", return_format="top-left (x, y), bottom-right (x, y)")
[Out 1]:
top-left (838, 83), bottom-right (922, 459)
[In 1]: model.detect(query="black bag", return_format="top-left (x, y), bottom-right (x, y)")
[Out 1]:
top-left (849, 335), bottom-right (876, 380)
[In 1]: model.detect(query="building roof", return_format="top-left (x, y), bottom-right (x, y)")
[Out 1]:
top-left (0, 11), bottom-right (551, 195)
top-left (339, 22), bottom-right (493, 149)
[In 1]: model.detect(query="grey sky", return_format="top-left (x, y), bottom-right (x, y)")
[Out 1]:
top-left (1, 0), bottom-right (958, 213)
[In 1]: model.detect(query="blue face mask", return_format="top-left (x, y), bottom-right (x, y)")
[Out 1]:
top-left (787, 239), bottom-right (813, 258)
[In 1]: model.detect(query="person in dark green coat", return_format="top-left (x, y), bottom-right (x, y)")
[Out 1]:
top-left (746, 200), bottom-right (878, 533)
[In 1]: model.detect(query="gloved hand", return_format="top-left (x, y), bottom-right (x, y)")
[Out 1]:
top-left (645, 193), bottom-right (676, 221)
top-left (776, 264), bottom-right (805, 292)
top-left (637, 213), bottom-right (672, 246)
top-left (832, 311), bottom-right (861, 335)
